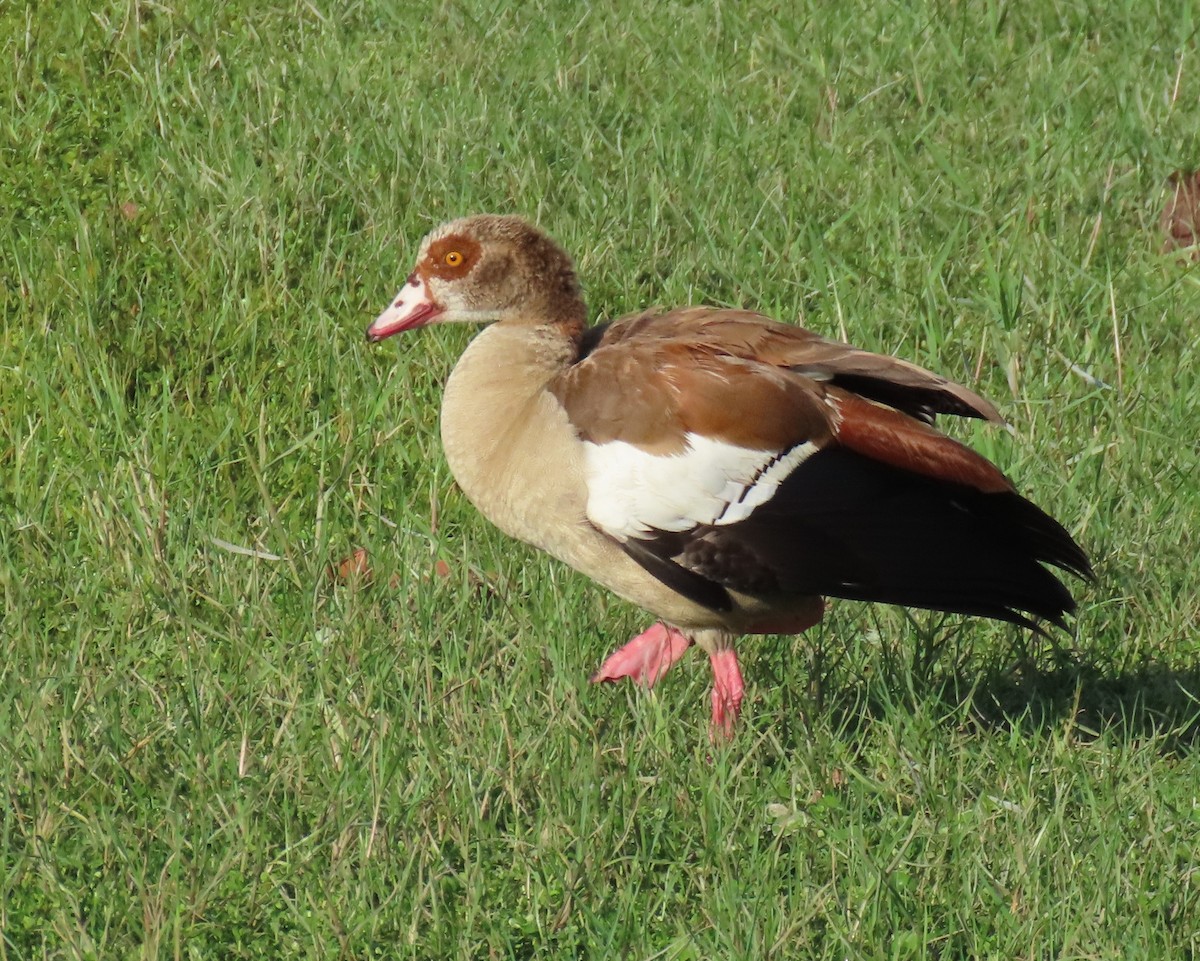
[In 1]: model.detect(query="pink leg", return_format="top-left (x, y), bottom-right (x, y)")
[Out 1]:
top-left (708, 648), bottom-right (745, 740)
top-left (590, 622), bottom-right (693, 688)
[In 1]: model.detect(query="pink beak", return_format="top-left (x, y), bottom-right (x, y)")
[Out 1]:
top-left (366, 273), bottom-right (443, 341)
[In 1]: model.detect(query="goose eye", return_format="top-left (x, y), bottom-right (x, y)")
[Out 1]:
top-left (444, 250), bottom-right (463, 267)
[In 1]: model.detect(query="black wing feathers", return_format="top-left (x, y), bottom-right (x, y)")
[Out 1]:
top-left (620, 448), bottom-right (1090, 632)
top-left (614, 536), bottom-right (734, 612)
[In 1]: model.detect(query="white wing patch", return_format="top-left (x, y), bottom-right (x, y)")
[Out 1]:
top-left (583, 433), bottom-right (817, 541)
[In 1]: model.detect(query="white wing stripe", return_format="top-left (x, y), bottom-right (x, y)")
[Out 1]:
top-left (583, 433), bottom-right (818, 540)
top-left (716, 440), bottom-right (817, 524)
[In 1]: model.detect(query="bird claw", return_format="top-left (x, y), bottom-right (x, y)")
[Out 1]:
top-left (708, 648), bottom-right (745, 741)
top-left (590, 622), bottom-right (693, 688)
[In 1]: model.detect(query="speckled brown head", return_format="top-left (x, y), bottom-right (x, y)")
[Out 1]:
top-left (366, 215), bottom-right (587, 341)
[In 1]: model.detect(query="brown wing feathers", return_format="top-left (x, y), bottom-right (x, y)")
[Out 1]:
top-left (553, 336), bottom-right (832, 453)
top-left (594, 307), bottom-right (1003, 423)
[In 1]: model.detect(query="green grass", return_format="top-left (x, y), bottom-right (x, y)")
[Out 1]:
top-left (3, 0), bottom-right (1200, 957)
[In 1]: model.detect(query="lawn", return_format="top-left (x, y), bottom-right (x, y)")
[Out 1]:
top-left (3, 1), bottom-right (1200, 957)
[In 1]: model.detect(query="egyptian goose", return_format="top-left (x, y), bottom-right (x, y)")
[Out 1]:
top-left (367, 214), bottom-right (1092, 736)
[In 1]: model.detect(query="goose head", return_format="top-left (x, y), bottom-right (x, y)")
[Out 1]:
top-left (366, 214), bottom-right (586, 341)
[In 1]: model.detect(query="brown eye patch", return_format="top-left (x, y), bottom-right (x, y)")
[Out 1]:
top-left (426, 235), bottom-right (480, 279)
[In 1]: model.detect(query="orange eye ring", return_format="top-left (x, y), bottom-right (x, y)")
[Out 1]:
top-left (444, 250), bottom-right (463, 267)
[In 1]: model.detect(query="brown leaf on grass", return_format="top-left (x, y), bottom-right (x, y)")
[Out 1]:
top-left (381, 558), bottom-right (456, 590)
top-left (1161, 169), bottom-right (1200, 258)
top-left (119, 201), bottom-right (140, 221)
top-left (332, 547), bottom-right (371, 582)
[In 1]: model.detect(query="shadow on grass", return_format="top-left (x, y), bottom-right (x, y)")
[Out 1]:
top-left (770, 631), bottom-right (1200, 756)
top-left (959, 657), bottom-right (1200, 752)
